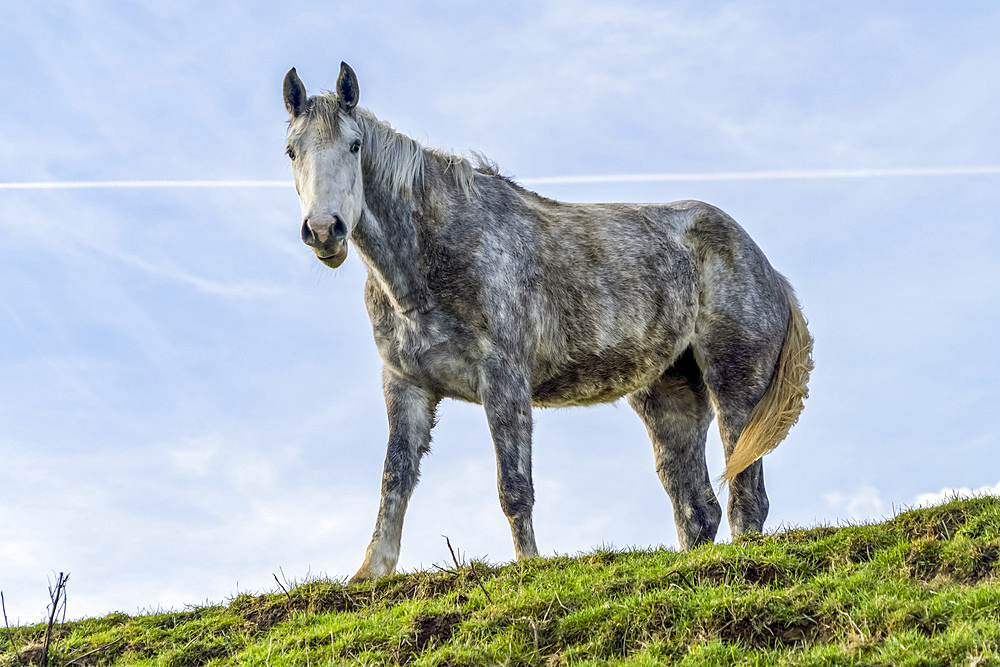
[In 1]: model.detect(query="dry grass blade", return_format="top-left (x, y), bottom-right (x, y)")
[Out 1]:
top-left (517, 616), bottom-right (539, 654)
top-left (61, 638), bottom-right (123, 666)
top-left (662, 569), bottom-right (696, 591)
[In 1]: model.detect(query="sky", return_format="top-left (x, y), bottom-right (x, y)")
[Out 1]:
top-left (2, 1), bottom-right (999, 622)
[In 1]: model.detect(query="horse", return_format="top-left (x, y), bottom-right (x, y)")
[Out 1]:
top-left (282, 63), bottom-right (813, 581)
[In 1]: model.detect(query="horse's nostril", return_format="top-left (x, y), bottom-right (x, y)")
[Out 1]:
top-left (301, 218), bottom-right (313, 244)
top-left (333, 215), bottom-right (348, 240)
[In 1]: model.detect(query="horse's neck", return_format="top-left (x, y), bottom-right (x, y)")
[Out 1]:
top-left (351, 151), bottom-right (451, 316)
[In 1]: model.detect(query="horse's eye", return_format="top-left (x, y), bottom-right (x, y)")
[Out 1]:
top-left (350, 140), bottom-right (361, 154)
top-left (286, 147), bottom-right (296, 160)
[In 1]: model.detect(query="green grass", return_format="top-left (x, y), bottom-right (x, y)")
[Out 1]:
top-left (3, 496), bottom-right (1000, 666)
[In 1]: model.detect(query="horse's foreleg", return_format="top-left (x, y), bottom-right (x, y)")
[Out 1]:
top-left (352, 368), bottom-right (438, 582)
top-left (481, 361), bottom-right (538, 560)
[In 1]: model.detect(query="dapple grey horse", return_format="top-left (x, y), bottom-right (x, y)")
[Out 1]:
top-left (282, 63), bottom-right (813, 581)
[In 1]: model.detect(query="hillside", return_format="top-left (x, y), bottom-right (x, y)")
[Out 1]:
top-left (2, 496), bottom-right (999, 666)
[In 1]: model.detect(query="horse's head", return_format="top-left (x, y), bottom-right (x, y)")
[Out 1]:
top-left (283, 63), bottom-right (363, 269)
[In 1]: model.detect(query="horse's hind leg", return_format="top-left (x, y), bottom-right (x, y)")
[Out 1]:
top-left (696, 313), bottom-right (786, 536)
top-left (628, 347), bottom-right (721, 549)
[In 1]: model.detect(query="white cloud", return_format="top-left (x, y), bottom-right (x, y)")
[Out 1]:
top-left (913, 481), bottom-right (1000, 508)
top-left (163, 437), bottom-right (220, 477)
top-left (822, 480), bottom-right (1000, 526)
top-left (825, 486), bottom-right (887, 521)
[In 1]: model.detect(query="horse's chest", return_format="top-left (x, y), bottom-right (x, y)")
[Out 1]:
top-left (373, 316), bottom-right (482, 403)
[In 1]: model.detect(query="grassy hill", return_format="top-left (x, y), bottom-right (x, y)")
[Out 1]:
top-left (2, 496), bottom-right (999, 666)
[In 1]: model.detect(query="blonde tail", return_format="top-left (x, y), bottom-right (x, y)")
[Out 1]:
top-left (721, 287), bottom-right (814, 483)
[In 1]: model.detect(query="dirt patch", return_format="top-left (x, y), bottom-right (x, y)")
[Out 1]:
top-left (894, 505), bottom-right (970, 541)
top-left (689, 558), bottom-right (790, 588)
top-left (152, 610), bottom-right (201, 630)
top-left (700, 604), bottom-right (834, 649)
top-left (580, 551), bottom-right (618, 566)
top-left (243, 604), bottom-right (291, 633)
top-left (233, 568), bottom-right (493, 633)
top-left (904, 538), bottom-right (944, 580)
top-left (905, 540), bottom-right (1000, 584)
top-left (839, 535), bottom-right (886, 564)
top-left (411, 611), bottom-right (465, 652)
top-left (237, 588), bottom-right (363, 632)
top-left (8, 644), bottom-right (46, 666)
top-left (746, 525), bottom-right (839, 547)
top-left (967, 544), bottom-right (1000, 582)
top-left (373, 572), bottom-right (466, 607)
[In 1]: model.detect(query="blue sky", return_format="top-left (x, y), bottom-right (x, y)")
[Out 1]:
top-left (2, 1), bottom-right (999, 622)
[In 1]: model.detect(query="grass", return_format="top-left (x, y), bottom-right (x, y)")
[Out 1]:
top-left (2, 496), bottom-right (999, 665)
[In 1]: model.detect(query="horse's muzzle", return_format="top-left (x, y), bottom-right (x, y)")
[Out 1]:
top-left (317, 242), bottom-right (348, 268)
top-left (302, 214), bottom-right (349, 268)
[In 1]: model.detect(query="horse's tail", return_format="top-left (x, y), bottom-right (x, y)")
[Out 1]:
top-left (721, 284), bottom-right (814, 484)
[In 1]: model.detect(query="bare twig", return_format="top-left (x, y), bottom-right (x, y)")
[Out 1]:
top-left (443, 536), bottom-right (493, 604)
top-left (1, 591), bottom-right (15, 655)
top-left (59, 583), bottom-right (68, 627)
top-left (469, 561), bottom-right (493, 605)
top-left (42, 572), bottom-right (69, 665)
top-left (444, 536), bottom-right (463, 570)
top-left (61, 638), bottom-right (123, 666)
top-left (272, 573), bottom-right (291, 601)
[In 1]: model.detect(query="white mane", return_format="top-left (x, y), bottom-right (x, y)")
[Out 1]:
top-left (303, 93), bottom-right (483, 201)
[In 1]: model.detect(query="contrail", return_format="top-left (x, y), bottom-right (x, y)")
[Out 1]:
top-left (520, 166), bottom-right (1000, 185)
top-left (0, 180), bottom-right (292, 190)
top-left (2, 166), bottom-right (1000, 190)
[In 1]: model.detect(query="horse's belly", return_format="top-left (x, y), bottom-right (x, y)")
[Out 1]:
top-left (530, 287), bottom-right (697, 407)
top-left (531, 344), bottom-right (674, 407)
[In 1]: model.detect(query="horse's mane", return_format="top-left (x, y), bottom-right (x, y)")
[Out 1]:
top-left (304, 93), bottom-right (504, 202)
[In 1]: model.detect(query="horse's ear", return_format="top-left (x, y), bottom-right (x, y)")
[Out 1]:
top-left (284, 68), bottom-right (307, 117)
top-left (337, 62), bottom-right (359, 114)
